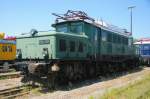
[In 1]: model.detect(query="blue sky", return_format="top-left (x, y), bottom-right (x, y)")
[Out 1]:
top-left (0, 0), bottom-right (150, 38)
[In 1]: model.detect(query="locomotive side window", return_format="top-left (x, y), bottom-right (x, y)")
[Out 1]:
top-left (125, 38), bottom-right (128, 45)
top-left (69, 41), bottom-right (75, 52)
top-left (101, 31), bottom-right (107, 41)
top-left (78, 42), bottom-right (83, 52)
top-left (107, 32), bottom-right (112, 42)
top-left (113, 34), bottom-right (118, 43)
top-left (116, 35), bottom-right (119, 44)
top-left (118, 35), bottom-right (121, 44)
top-left (122, 37), bottom-right (128, 45)
top-left (59, 39), bottom-right (66, 52)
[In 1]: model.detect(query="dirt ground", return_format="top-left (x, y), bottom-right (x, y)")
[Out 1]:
top-left (21, 67), bottom-right (150, 99)
top-left (0, 77), bottom-right (23, 91)
top-left (1, 67), bottom-right (150, 99)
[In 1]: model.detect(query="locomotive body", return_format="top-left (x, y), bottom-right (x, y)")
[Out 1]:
top-left (16, 10), bottom-right (139, 87)
top-left (17, 20), bottom-right (136, 61)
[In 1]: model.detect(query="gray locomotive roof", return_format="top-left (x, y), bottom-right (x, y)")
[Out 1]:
top-left (16, 31), bottom-right (88, 39)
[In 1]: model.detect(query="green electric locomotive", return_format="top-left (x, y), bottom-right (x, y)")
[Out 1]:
top-left (16, 10), bottom-right (139, 87)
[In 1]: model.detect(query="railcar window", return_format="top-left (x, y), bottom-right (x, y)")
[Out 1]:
top-left (78, 42), bottom-right (83, 52)
top-left (69, 41), bottom-right (75, 52)
top-left (2, 46), bottom-right (7, 52)
top-left (7, 46), bottom-right (12, 52)
top-left (2, 46), bottom-right (4, 52)
top-left (59, 39), bottom-right (66, 52)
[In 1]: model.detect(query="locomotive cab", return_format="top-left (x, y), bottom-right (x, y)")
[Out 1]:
top-left (52, 21), bottom-right (84, 35)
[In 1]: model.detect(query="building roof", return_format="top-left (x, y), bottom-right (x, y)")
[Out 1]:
top-left (134, 38), bottom-right (150, 45)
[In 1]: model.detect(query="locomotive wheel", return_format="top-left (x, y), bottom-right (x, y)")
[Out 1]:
top-left (47, 72), bottom-right (58, 89)
top-left (74, 73), bottom-right (82, 81)
top-left (88, 63), bottom-right (96, 78)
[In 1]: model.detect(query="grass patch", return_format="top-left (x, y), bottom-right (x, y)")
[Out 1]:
top-left (0, 76), bottom-right (8, 80)
top-left (101, 74), bottom-right (150, 99)
top-left (89, 96), bottom-right (94, 99)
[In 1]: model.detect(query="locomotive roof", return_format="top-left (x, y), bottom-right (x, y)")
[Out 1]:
top-left (17, 31), bottom-right (88, 39)
top-left (52, 20), bottom-right (130, 37)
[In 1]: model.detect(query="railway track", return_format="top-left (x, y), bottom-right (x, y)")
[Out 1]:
top-left (0, 85), bottom-right (30, 99)
top-left (0, 72), bottom-right (21, 80)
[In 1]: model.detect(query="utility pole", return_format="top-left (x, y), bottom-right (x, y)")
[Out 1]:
top-left (128, 6), bottom-right (136, 35)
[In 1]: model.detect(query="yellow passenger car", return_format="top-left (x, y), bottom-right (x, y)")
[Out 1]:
top-left (0, 39), bottom-right (16, 64)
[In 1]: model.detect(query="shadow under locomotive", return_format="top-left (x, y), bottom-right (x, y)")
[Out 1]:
top-left (21, 63), bottom-right (143, 93)
top-left (19, 57), bottom-right (141, 91)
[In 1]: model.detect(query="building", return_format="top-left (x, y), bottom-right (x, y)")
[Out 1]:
top-left (134, 38), bottom-right (150, 65)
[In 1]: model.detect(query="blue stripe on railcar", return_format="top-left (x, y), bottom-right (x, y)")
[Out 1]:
top-left (139, 44), bottom-right (150, 57)
top-left (141, 50), bottom-right (150, 55)
top-left (141, 44), bottom-right (150, 50)
top-left (0, 40), bottom-right (16, 44)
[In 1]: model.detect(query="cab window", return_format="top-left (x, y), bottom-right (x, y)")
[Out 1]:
top-left (56, 24), bottom-right (68, 32)
top-left (70, 23), bottom-right (83, 33)
top-left (101, 31), bottom-right (107, 41)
